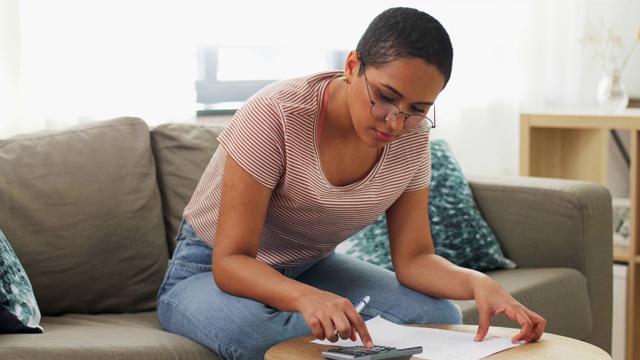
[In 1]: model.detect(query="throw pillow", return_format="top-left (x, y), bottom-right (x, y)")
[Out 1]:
top-left (0, 229), bottom-right (43, 333)
top-left (336, 139), bottom-right (516, 272)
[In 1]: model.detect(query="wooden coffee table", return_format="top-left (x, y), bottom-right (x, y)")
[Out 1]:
top-left (264, 324), bottom-right (611, 359)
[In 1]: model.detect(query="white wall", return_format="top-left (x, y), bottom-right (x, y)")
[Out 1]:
top-left (431, 0), bottom-right (639, 180)
top-left (2, 0), bottom-right (639, 195)
top-left (201, 0), bottom-right (640, 199)
top-left (612, 264), bottom-right (628, 360)
top-left (0, 0), bottom-right (20, 137)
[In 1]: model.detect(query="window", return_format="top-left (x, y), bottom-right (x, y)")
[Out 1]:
top-left (195, 46), bottom-right (348, 115)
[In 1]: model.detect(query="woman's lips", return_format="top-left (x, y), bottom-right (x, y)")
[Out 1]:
top-left (375, 130), bottom-right (396, 142)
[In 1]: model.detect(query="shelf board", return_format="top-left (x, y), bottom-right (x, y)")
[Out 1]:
top-left (521, 111), bottom-right (640, 360)
top-left (614, 244), bottom-right (630, 263)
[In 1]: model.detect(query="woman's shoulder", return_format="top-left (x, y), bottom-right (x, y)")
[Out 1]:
top-left (234, 71), bottom-right (341, 128)
top-left (226, 71), bottom-right (340, 136)
top-left (251, 70), bottom-right (342, 103)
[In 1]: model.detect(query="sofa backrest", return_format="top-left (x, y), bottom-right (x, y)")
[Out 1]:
top-left (150, 123), bottom-right (223, 254)
top-left (0, 117), bottom-right (169, 315)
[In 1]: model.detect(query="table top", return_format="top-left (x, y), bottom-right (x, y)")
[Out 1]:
top-left (264, 324), bottom-right (611, 359)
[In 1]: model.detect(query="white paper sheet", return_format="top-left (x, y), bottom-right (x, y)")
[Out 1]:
top-left (312, 316), bottom-right (521, 360)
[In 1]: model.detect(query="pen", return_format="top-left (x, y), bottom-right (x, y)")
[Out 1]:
top-left (333, 295), bottom-right (370, 337)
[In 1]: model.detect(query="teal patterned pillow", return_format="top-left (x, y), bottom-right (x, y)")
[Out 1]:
top-left (0, 229), bottom-right (43, 334)
top-left (336, 140), bottom-right (516, 272)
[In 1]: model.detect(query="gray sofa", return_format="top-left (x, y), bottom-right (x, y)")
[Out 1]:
top-left (0, 117), bottom-right (613, 359)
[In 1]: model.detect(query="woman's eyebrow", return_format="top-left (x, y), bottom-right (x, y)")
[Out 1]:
top-left (380, 82), bottom-right (434, 106)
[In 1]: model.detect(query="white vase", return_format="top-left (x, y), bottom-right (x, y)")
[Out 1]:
top-left (597, 71), bottom-right (629, 113)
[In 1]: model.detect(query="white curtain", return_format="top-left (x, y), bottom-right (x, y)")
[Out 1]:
top-left (2, 0), bottom-right (639, 177)
top-left (0, 0), bottom-right (21, 137)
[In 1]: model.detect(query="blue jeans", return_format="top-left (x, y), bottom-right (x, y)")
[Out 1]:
top-left (157, 221), bottom-right (462, 360)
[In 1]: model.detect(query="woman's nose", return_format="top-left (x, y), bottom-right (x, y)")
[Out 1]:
top-left (389, 115), bottom-right (406, 133)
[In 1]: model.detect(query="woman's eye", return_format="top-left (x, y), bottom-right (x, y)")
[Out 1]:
top-left (412, 107), bottom-right (427, 114)
top-left (378, 91), bottom-right (394, 102)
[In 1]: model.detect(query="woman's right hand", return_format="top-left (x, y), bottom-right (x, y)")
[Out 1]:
top-left (298, 291), bottom-right (374, 348)
top-left (212, 155), bottom-right (373, 348)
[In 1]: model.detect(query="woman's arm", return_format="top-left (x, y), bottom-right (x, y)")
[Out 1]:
top-left (212, 154), bottom-right (373, 346)
top-left (386, 187), bottom-right (546, 343)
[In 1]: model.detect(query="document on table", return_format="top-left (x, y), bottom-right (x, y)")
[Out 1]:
top-left (312, 316), bottom-right (522, 360)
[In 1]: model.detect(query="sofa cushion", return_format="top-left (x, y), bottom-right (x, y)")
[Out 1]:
top-left (337, 140), bottom-right (515, 272)
top-left (151, 123), bottom-right (224, 254)
top-left (0, 117), bottom-right (168, 315)
top-left (453, 267), bottom-right (592, 340)
top-left (0, 228), bottom-right (42, 333)
top-left (0, 312), bottom-right (219, 360)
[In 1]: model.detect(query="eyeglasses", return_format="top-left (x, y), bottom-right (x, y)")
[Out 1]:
top-left (362, 69), bottom-right (436, 132)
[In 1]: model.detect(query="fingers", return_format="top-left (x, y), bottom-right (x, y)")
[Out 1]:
top-left (475, 303), bottom-right (546, 343)
top-left (472, 278), bottom-right (546, 344)
top-left (304, 296), bottom-right (374, 348)
top-left (307, 313), bottom-right (348, 342)
top-left (307, 315), bottom-right (326, 341)
top-left (350, 325), bottom-right (357, 342)
top-left (333, 308), bottom-right (373, 348)
top-left (519, 310), bottom-right (546, 343)
top-left (332, 316), bottom-right (351, 341)
top-left (350, 315), bottom-right (373, 349)
top-left (510, 309), bottom-right (546, 343)
top-left (332, 303), bottom-right (358, 341)
top-left (474, 309), bottom-right (491, 342)
top-left (510, 315), bottom-right (533, 343)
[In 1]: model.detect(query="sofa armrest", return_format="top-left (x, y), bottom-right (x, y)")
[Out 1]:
top-left (467, 174), bottom-right (612, 350)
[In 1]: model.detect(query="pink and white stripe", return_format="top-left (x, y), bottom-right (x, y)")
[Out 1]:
top-left (184, 71), bottom-right (431, 268)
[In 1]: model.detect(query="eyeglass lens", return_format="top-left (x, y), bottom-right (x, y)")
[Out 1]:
top-left (370, 102), bottom-right (434, 130)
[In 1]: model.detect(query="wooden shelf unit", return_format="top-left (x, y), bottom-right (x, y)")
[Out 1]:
top-left (520, 109), bottom-right (640, 360)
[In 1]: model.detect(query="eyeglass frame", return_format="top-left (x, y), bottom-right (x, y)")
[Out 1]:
top-left (361, 66), bottom-right (436, 132)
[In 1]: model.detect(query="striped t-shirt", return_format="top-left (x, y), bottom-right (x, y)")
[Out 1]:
top-left (183, 71), bottom-right (431, 268)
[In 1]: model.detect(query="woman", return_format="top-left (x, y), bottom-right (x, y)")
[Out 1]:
top-left (157, 7), bottom-right (546, 360)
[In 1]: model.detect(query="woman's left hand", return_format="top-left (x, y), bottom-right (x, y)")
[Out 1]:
top-left (472, 275), bottom-right (546, 344)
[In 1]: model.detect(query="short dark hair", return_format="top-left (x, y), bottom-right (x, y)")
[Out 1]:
top-left (356, 7), bottom-right (454, 87)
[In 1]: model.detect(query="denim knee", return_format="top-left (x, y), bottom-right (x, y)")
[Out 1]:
top-left (366, 292), bottom-right (463, 326)
top-left (427, 299), bottom-right (464, 324)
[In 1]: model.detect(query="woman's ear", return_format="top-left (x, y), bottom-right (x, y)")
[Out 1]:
top-left (343, 50), bottom-right (361, 81)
